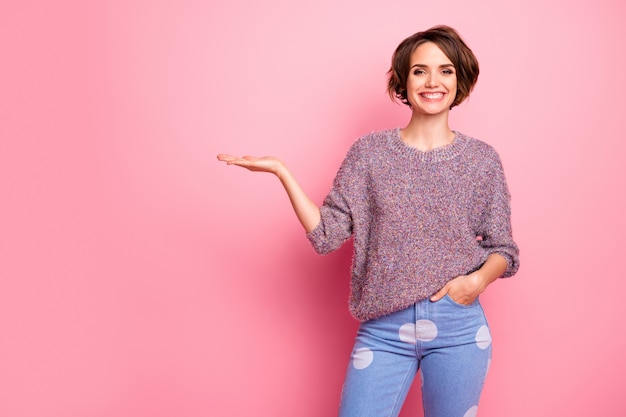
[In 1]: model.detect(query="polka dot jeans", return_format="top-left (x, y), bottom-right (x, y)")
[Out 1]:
top-left (338, 295), bottom-right (492, 417)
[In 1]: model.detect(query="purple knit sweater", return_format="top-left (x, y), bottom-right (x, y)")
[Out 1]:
top-left (307, 128), bottom-right (519, 321)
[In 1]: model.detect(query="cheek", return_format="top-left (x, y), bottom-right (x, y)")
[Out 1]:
top-left (449, 81), bottom-right (458, 98)
top-left (450, 85), bottom-right (460, 106)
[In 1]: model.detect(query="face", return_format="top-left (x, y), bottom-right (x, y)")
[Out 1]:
top-left (405, 42), bottom-right (457, 116)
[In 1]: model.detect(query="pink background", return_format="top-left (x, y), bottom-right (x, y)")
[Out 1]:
top-left (2, 0), bottom-right (625, 416)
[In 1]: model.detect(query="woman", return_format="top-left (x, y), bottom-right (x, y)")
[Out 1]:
top-left (217, 25), bottom-right (519, 417)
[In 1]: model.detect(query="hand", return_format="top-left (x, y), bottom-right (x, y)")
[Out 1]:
top-left (429, 272), bottom-right (487, 305)
top-left (216, 154), bottom-right (285, 176)
top-left (430, 254), bottom-right (506, 304)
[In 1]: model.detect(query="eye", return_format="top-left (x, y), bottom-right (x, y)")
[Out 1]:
top-left (442, 69), bottom-right (455, 75)
top-left (412, 69), bottom-right (426, 76)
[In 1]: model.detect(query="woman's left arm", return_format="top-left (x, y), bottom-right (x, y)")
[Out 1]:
top-left (431, 147), bottom-right (519, 305)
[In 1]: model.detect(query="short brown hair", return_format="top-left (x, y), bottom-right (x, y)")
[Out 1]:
top-left (387, 25), bottom-right (479, 109)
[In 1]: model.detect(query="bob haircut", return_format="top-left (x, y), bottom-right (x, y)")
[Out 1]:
top-left (387, 25), bottom-right (479, 109)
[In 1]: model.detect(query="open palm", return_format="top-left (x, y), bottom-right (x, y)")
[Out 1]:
top-left (216, 154), bottom-right (283, 174)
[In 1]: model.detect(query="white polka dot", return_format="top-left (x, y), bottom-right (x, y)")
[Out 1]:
top-left (463, 405), bottom-right (478, 417)
top-left (352, 347), bottom-right (374, 369)
top-left (399, 323), bottom-right (416, 344)
top-left (415, 319), bottom-right (438, 342)
top-left (475, 325), bottom-right (492, 350)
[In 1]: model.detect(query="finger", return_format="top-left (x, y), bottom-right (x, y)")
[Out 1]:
top-left (216, 154), bottom-right (239, 162)
top-left (430, 285), bottom-right (448, 302)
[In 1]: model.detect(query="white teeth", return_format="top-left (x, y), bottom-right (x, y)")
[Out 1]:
top-left (421, 93), bottom-right (444, 99)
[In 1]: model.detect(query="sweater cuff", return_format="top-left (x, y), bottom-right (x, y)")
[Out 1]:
top-left (492, 250), bottom-right (519, 278)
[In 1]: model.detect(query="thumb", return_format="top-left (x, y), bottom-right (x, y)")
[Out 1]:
top-left (430, 285), bottom-right (448, 302)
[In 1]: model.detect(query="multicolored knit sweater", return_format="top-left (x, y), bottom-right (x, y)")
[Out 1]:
top-left (307, 128), bottom-right (519, 321)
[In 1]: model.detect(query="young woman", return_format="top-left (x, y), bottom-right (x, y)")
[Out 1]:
top-left (217, 25), bottom-right (519, 417)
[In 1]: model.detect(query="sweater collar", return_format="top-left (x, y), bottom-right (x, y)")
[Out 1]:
top-left (389, 128), bottom-right (467, 162)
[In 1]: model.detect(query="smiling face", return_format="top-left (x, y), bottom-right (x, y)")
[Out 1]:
top-left (405, 42), bottom-right (457, 116)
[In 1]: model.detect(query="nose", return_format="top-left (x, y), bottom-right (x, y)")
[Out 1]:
top-left (426, 73), bottom-right (439, 88)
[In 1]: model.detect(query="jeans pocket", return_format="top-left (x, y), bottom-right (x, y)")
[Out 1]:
top-left (443, 293), bottom-right (479, 309)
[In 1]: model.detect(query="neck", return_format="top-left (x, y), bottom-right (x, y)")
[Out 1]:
top-left (400, 112), bottom-right (454, 151)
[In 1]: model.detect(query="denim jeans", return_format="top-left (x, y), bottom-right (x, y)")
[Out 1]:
top-left (338, 295), bottom-right (492, 417)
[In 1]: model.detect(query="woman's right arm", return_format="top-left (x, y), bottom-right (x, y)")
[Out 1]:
top-left (216, 154), bottom-right (321, 232)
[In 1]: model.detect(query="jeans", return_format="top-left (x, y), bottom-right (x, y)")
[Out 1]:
top-left (338, 295), bottom-right (492, 417)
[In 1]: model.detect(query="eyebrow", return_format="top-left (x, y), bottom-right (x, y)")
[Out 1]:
top-left (410, 63), bottom-right (455, 69)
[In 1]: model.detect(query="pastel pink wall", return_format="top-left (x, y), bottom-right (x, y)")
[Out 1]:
top-left (2, 0), bottom-right (625, 416)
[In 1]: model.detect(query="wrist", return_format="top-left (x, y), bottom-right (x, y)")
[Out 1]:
top-left (469, 271), bottom-right (490, 293)
top-left (274, 161), bottom-right (288, 179)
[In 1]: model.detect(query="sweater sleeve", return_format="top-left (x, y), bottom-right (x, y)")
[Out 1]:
top-left (306, 139), bottom-right (370, 255)
top-left (478, 150), bottom-right (520, 277)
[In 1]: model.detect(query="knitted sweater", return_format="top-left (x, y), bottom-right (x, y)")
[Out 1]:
top-left (306, 128), bottom-right (519, 321)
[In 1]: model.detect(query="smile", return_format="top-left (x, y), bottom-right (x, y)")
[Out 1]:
top-left (420, 93), bottom-right (445, 99)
